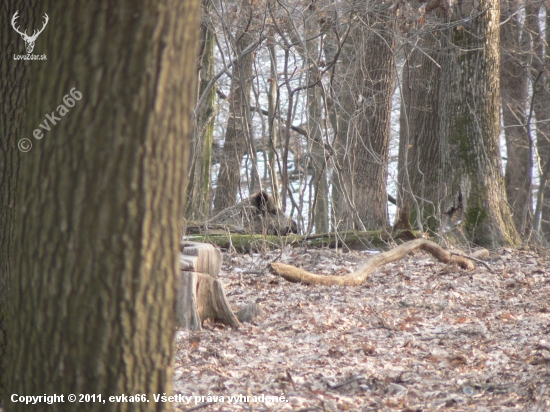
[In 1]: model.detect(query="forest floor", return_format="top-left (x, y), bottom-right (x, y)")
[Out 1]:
top-left (173, 244), bottom-right (550, 411)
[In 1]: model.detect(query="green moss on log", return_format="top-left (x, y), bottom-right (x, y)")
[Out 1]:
top-left (183, 230), bottom-right (420, 252)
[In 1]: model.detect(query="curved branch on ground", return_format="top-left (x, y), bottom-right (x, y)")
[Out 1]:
top-left (271, 239), bottom-right (483, 286)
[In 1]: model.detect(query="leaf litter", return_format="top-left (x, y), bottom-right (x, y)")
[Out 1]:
top-left (173, 246), bottom-right (550, 411)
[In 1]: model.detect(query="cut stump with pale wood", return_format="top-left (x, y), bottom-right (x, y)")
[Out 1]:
top-left (177, 241), bottom-right (240, 330)
top-left (180, 241), bottom-right (223, 277)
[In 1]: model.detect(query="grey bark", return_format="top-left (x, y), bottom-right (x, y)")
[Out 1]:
top-left (187, 0), bottom-right (217, 221)
top-left (283, 6), bottom-right (329, 233)
top-left (525, 1), bottom-right (550, 239)
top-left (331, 2), bottom-right (396, 231)
top-left (5, 1), bottom-right (200, 410)
top-left (396, 33), bottom-right (444, 232)
top-left (0, 0), bottom-right (35, 401)
top-left (500, 0), bottom-right (532, 237)
top-left (439, 0), bottom-right (520, 246)
top-left (213, 0), bottom-right (256, 213)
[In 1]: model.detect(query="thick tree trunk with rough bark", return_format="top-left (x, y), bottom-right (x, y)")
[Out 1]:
top-left (526, 1), bottom-right (550, 239)
top-left (187, 0), bottom-right (217, 221)
top-left (396, 34), bottom-right (443, 232)
top-left (439, 0), bottom-right (520, 247)
top-left (331, 2), bottom-right (396, 231)
top-left (500, 0), bottom-right (531, 237)
top-left (213, 0), bottom-right (256, 213)
top-left (0, 1), bottom-right (35, 401)
top-left (538, 9), bottom-right (550, 238)
top-left (5, 1), bottom-right (199, 411)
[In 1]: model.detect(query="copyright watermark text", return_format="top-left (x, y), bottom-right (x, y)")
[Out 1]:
top-left (11, 394), bottom-right (64, 404)
top-left (18, 87), bottom-right (82, 152)
top-left (10, 392), bottom-right (289, 405)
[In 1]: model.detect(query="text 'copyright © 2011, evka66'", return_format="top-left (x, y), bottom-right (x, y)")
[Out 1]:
top-left (11, 394), bottom-right (148, 404)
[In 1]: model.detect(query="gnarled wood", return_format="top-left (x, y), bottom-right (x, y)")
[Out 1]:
top-left (271, 239), bottom-right (484, 286)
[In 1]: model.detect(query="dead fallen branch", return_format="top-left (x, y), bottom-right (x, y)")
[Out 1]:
top-left (270, 239), bottom-right (482, 286)
top-left (184, 227), bottom-right (419, 252)
top-left (451, 250), bottom-right (493, 272)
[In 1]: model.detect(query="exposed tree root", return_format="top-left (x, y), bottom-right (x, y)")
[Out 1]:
top-left (270, 239), bottom-right (483, 286)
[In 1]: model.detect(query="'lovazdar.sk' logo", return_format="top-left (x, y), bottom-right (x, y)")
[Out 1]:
top-left (12, 11), bottom-right (48, 57)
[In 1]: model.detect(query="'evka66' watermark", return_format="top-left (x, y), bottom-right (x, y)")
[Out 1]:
top-left (18, 88), bottom-right (83, 153)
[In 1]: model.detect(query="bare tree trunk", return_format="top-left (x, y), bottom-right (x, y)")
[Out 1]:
top-left (187, 0), bottom-right (217, 221)
top-left (396, 34), bottom-right (443, 232)
top-left (5, 1), bottom-right (199, 410)
top-left (500, 0), bottom-right (531, 237)
top-left (539, 6), bottom-right (550, 238)
top-left (286, 9), bottom-right (329, 233)
top-left (267, 34), bottom-right (281, 204)
top-left (0, 1), bottom-right (35, 401)
top-left (526, 1), bottom-right (550, 239)
top-left (213, 0), bottom-right (256, 213)
top-left (304, 11), bottom-right (329, 234)
top-left (331, 2), bottom-right (396, 230)
top-left (439, 0), bottom-right (520, 247)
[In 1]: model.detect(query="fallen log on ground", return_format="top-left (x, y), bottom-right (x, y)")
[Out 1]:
top-left (270, 239), bottom-right (489, 286)
top-left (184, 227), bottom-right (419, 252)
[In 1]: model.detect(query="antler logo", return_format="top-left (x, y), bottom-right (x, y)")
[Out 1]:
top-left (12, 11), bottom-right (49, 54)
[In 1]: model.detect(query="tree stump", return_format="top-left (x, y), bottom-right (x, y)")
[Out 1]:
top-left (177, 241), bottom-right (240, 330)
top-left (180, 241), bottom-right (223, 277)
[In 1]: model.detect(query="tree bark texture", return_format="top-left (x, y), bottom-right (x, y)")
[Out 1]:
top-left (331, 1), bottom-right (396, 231)
top-left (213, 0), bottom-right (257, 213)
top-left (302, 8), bottom-right (330, 234)
top-left (439, 0), bottom-right (520, 247)
top-left (500, 0), bottom-right (532, 236)
top-left (187, 0), bottom-right (217, 221)
top-left (0, 0), bottom-right (35, 401)
top-left (396, 33), bottom-right (444, 232)
top-left (538, 7), bottom-right (550, 238)
top-left (177, 272), bottom-right (240, 330)
top-left (525, 1), bottom-right (550, 239)
top-left (267, 34), bottom-right (281, 205)
top-left (5, 1), bottom-right (199, 411)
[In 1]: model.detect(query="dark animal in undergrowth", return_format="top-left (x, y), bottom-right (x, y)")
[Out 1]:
top-left (207, 191), bottom-right (298, 235)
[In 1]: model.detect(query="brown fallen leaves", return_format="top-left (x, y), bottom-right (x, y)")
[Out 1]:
top-left (172, 246), bottom-right (550, 411)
